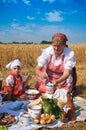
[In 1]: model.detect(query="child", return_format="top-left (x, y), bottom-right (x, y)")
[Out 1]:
top-left (3, 59), bottom-right (33, 101)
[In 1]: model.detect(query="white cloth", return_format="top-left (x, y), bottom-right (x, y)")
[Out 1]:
top-left (6, 97), bottom-right (86, 130)
top-left (6, 59), bottom-right (22, 70)
top-left (37, 46), bottom-right (76, 70)
top-left (53, 88), bottom-right (68, 102)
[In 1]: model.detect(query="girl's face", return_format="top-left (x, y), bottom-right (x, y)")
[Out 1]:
top-left (52, 40), bottom-right (65, 56)
top-left (11, 66), bottom-right (21, 77)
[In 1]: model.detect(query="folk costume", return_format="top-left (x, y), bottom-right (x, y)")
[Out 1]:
top-left (36, 46), bottom-right (76, 93)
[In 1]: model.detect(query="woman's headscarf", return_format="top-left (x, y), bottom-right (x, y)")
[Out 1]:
top-left (52, 33), bottom-right (68, 44)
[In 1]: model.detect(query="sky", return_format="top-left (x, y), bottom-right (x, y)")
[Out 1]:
top-left (0, 0), bottom-right (86, 44)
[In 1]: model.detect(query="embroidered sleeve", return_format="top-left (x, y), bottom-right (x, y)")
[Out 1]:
top-left (64, 50), bottom-right (76, 70)
top-left (37, 47), bottom-right (52, 67)
top-left (5, 75), bottom-right (14, 87)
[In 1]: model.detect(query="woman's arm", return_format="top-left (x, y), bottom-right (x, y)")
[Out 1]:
top-left (53, 68), bottom-right (71, 87)
top-left (35, 65), bottom-right (49, 79)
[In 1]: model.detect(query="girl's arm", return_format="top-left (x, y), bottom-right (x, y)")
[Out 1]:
top-left (7, 86), bottom-right (13, 100)
top-left (35, 66), bottom-right (49, 79)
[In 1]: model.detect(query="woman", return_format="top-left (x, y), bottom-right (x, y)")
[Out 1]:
top-left (35, 33), bottom-right (76, 94)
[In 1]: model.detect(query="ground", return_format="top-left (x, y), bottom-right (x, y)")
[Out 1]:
top-left (41, 121), bottom-right (86, 130)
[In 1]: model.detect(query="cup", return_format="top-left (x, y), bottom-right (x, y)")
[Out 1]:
top-left (28, 105), bottom-right (42, 118)
top-left (19, 113), bottom-right (32, 126)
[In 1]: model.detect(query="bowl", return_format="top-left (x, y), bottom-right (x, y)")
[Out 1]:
top-left (25, 89), bottom-right (40, 100)
top-left (28, 105), bottom-right (42, 118)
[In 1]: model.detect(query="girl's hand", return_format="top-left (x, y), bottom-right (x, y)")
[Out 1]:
top-left (23, 75), bottom-right (34, 89)
top-left (28, 75), bottom-right (34, 80)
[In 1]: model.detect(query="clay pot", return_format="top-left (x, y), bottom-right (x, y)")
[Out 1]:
top-left (66, 92), bottom-right (76, 121)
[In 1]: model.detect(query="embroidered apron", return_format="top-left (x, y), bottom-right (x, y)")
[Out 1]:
top-left (36, 55), bottom-right (72, 93)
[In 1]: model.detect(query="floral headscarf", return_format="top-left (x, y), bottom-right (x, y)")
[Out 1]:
top-left (52, 33), bottom-right (68, 44)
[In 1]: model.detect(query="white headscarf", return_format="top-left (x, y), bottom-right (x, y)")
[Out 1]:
top-left (6, 59), bottom-right (22, 70)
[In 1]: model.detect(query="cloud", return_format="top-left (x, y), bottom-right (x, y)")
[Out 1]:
top-left (1, 0), bottom-right (17, 3)
top-left (13, 18), bottom-right (20, 23)
top-left (22, 0), bottom-right (30, 6)
top-left (71, 10), bottom-right (78, 14)
top-left (0, 23), bottom-right (40, 42)
top-left (45, 11), bottom-right (63, 22)
top-left (1, 0), bottom-right (31, 5)
top-left (42, 0), bottom-right (55, 3)
top-left (0, 23), bottom-right (65, 43)
top-left (58, 0), bottom-right (70, 3)
top-left (27, 16), bottom-right (35, 20)
top-left (42, 0), bottom-right (70, 3)
top-left (0, 22), bottom-right (86, 44)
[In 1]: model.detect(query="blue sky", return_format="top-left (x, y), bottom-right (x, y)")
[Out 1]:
top-left (0, 0), bottom-right (86, 43)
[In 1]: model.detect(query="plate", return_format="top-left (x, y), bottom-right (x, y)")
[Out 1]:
top-left (25, 89), bottom-right (39, 95)
top-left (0, 117), bottom-right (18, 127)
top-left (25, 89), bottom-right (40, 100)
top-left (33, 114), bottom-right (56, 126)
top-left (6, 117), bottom-right (18, 127)
top-left (33, 119), bottom-right (57, 128)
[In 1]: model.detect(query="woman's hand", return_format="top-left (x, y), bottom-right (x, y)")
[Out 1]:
top-left (53, 80), bottom-right (62, 89)
top-left (35, 66), bottom-right (49, 80)
top-left (41, 72), bottom-right (49, 79)
top-left (56, 84), bottom-right (62, 89)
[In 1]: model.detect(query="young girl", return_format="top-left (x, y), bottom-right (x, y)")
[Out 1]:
top-left (3, 59), bottom-right (33, 101)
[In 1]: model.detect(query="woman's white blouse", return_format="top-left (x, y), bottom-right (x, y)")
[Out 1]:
top-left (37, 46), bottom-right (76, 70)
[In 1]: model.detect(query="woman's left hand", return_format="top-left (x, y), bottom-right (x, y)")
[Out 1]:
top-left (53, 81), bottom-right (62, 89)
top-left (56, 84), bottom-right (62, 89)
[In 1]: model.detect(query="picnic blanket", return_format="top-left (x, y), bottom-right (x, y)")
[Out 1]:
top-left (0, 96), bottom-right (86, 130)
top-left (0, 100), bottom-right (29, 116)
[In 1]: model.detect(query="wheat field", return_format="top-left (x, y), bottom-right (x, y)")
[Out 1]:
top-left (0, 44), bottom-right (86, 98)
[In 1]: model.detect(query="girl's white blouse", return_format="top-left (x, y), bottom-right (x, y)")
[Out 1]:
top-left (5, 75), bottom-right (26, 88)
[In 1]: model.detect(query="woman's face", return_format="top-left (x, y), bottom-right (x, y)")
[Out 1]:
top-left (52, 40), bottom-right (65, 56)
top-left (11, 66), bottom-right (21, 77)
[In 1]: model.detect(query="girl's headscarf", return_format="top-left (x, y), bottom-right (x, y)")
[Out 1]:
top-left (6, 59), bottom-right (22, 70)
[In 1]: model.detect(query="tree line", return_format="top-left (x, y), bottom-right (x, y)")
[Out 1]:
top-left (0, 41), bottom-right (52, 44)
